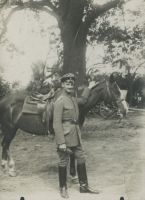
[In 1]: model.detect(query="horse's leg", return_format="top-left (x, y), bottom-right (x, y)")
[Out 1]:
top-left (46, 102), bottom-right (55, 139)
top-left (1, 144), bottom-right (8, 173)
top-left (48, 119), bottom-right (55, 140)
top-left (1, 127), bottom-right (9, 173)
top-left (1, 126), bottom-right (17, 176)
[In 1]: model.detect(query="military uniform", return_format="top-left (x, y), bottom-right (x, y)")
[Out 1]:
top-left (53, 88), bottom-right (90, 167)
top-left (53, 73), bottom-right (99, 198)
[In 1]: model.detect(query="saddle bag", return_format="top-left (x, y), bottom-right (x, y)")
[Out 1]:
top-left (37, 102), bottom-right (46, 114)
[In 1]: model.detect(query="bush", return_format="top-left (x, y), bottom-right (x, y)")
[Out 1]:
top-left (0, 77), bottom-right (11, 99)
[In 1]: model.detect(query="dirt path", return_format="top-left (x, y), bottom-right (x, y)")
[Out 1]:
top-left (0, 111), bottom-right (145, 200)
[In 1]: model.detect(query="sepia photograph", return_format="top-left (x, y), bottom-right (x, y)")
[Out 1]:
top-left (0, 0), bottom-right (145, 200)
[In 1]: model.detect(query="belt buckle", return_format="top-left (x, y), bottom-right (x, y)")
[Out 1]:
top-left (73, 119), bottom-right (77, 124)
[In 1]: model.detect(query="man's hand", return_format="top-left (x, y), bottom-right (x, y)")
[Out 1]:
top-left (88, 81), bottom-right (96, 89)
top-left (58, 143), bottom-right (67, 151)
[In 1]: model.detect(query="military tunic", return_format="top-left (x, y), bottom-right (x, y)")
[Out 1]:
top-left (53, 88), bottom-right (90, 147)
top-left (53, 87), bottom-right (90, 167)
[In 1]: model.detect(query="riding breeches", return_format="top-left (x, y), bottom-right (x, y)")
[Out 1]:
top-left (57, 146), bottom-right (86, 167)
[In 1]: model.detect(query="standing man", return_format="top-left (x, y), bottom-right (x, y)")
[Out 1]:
top-left (53, 73), bottom-right (99, 198)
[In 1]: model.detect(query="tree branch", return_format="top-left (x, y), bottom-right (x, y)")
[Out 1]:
top-left (0, 2), bottom-right (59, 42)
top-left (21, 1), bottom-right (59, 20)
top-left (133, 62), bottom-right (145, 77)
top-left (30, 0), bottom-right (58, 12)
top-left (31, 5), bottom-right (60, 25)
top-left (0, 0), bottom-right (60, 41)
top-left (93, 0), bottom-right (123, 14)
top-left (0, 0), bottom-right (58, 12)
top-left (84, 0), bottom-right (123, 31)
top-left (57, 0), bottom-right (70, 20)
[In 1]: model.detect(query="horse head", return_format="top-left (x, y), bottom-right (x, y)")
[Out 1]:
top-left (80, 77), bottom-right (128, 117)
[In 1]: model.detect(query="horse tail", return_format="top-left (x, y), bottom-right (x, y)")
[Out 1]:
top-left (0, 93), bottom-right (18, 122)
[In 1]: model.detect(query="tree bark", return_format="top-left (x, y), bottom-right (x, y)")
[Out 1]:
top-left (61, 29), bottom-right (87, 84)
top-left (58, 0), bottom-right (122, 84)
top-left (58, 0), bottom-right (86, 84)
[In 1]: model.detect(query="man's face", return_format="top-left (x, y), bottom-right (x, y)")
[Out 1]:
top-left (62, 79), bottom-right (75, 94)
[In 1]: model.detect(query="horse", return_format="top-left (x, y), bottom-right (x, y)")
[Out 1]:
top-left (0, 78), bottom-right (128, 177)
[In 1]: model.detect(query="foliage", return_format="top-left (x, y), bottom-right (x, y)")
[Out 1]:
top-left (0, 0), bottom-right (124, 82)
top-left (0, 76), bottom-right (10, 99)
top-left (88, 1), bottom-right (144, 68)
top-left (86, 1), bottom-right (145, 104)
top-left (0, 0), bottom-right (144, 95)
top-left (26, 60), bottom-right (61, 94)
top-left (26, 60), bottom-right (48, 94)
top-left (133, 75), bottom-right (145, 94)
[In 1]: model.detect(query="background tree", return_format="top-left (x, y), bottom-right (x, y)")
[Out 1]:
top-left (26, 59), bottom-right (61, 94)
top-left (0, 0), bottom-right (123, 84)
top-left (86, 1), bottom-right (145, 104)
top-left (27, 60), bottom-right (49, 94)
top-left (0, 75), bottom-right (10, 99)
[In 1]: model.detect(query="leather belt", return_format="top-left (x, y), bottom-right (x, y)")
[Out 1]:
top-left (62, 119), bottom-right (79, 125)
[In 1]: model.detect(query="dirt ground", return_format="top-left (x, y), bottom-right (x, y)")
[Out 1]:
top-left (0, 110), bottom-right (145, 200)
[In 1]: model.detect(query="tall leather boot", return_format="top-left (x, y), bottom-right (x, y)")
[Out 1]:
top-left (77, 163), bottom-right (100, 194)
top-left (58, 166), bottom-right (69, 198)
top-left (70, 153), bottom-right (76, 177)
top-left (70, 154), bottom-right (78, 184)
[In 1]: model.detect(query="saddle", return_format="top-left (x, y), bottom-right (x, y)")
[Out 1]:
top-left (22, 88), bottom-right (62, 124)
top-left (22, 96), bottom-right (54, 124)
top-left (22, 96), bottom-right (45, 114)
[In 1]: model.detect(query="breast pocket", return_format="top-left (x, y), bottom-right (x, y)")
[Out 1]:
top-left (64, 104), bottom-right (74, 110)
top-left (63, 104), bottom-right (74, 119)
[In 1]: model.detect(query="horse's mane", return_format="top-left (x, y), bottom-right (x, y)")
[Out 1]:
top-left (90, 78), bottom-right (121, 98)
top-left (90, 79), bottom-right (107, 92)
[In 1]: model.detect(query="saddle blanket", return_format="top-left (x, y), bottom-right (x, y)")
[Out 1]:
top-left (22, 96), bottom-right (46, 115)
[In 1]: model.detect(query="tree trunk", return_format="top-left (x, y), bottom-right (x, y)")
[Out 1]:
top-left (63, 39), bottom-right (86, 84)
top-left (58, 0), bottom-right (87, 85)
top-left (60, 25), bottom-right (87, 85)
